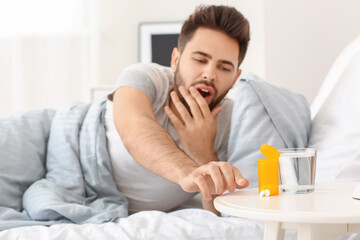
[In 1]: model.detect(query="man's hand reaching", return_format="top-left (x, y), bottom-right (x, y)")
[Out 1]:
top-left (178, 161), bottom-right (249, 201)
top-left (164, 86), bottom-right (221, 165)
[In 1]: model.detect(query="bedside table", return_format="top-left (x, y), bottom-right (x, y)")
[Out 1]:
top-left (214, 182), bottom-right (360, 240)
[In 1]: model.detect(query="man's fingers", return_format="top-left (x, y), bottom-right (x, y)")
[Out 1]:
top-left (164, 106), bottom-right (184, 130)
top-left (232, 167), bottom-right (249, 189)
top-left (206, 162), bottom-right (249, 193)
top-left (170, 91), bottom-right (192, 122)
top-left (194, 174), bottom-right (212, 201)
top-left (237, 178), bottom-right (249, 188)
top-left (189, 87), bottom-right (212, 118)
top-left (179, 86), bottom-right (203, 119)
top-left (183, 163), bottom-right (249, 201)
top-left (207, 164), bottom-right (225, 195)
top-left (215, 162), bottom-right (236, 192)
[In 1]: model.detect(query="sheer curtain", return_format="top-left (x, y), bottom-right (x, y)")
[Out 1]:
top-left (0, 0), bottom-right (99, 115)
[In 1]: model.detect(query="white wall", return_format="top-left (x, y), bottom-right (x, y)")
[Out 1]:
top-left (98, 0), bottom-right (360, 103)
top-left (97, 0), bottom-right (266, 86)
top-left (263, 0), bottom-right (360, 102)
top-left (0, 1), bottom-right (89, 115)
top-left (0, 36), bottom-right (89, 114)
top-left (2, 0), bottom-right (360, 114)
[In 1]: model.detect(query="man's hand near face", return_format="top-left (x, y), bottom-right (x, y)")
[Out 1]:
top-left (164, 86), bottom-right (221, 165)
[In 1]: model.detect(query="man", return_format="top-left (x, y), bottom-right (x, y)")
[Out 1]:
top-left (105, 5), bottom-right (250, 215)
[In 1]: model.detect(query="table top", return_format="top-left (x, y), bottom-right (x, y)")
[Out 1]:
top-left (214, 181), bottom-right (360, 224)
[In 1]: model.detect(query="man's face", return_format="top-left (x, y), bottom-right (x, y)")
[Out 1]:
top-left (171, 27), bottom-right (242, 111)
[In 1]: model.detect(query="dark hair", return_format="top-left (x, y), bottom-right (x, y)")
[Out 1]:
top-left (178, 5), bottom-right (250, 66)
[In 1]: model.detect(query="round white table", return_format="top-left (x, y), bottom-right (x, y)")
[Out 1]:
top-left (214, 182), bottom-right (360, 240)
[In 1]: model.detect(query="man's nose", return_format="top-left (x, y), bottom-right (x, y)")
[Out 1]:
top-left (201, 64), bottom-right (216, 82)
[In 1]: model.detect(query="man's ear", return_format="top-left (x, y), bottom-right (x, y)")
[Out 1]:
top-left (171, 47), bottom-right (180, 73)
top-left (231, 69), bottom-right (242, 88)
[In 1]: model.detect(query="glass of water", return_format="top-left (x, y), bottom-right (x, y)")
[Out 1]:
top-left (278, 148), bottom-right (316, 194)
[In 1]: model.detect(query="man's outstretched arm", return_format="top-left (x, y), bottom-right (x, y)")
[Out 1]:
top-left (113, 86), bottom-right (248, 201)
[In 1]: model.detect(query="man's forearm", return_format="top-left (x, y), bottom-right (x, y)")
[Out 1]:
top-left (118, 116), bottom-right (198, 184)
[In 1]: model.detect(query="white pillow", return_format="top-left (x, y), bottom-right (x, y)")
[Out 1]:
top-left (308, 36), bottom-right (360, 183)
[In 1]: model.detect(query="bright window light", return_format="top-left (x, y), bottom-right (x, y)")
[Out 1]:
top-left (0, 0), bottom-right (86, 36)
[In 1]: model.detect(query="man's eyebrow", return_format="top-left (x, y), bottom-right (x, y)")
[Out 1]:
top-left (218, 60), bottom-right (235, 69)
top-left (192, 51), bottom-right (212, 59)
top-left (192, 51), bottom-right (235, 69)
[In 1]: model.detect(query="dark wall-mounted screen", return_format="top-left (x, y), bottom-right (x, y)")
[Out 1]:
top-left (139, 22), bottom-right (182, 67)
top-left (151, 34), bottom-right (179, 67)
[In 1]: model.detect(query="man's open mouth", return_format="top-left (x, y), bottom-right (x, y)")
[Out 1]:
top-left (195, 85), bottom-right (214, 99)
top-left (198, 88), bottom-right (211, 98)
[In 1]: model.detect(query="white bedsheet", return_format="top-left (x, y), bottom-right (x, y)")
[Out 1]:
top-left (2, 208), bottom-right (359, 240)
top-left (3, 209), bottom-right (360, 239)
top-left (0, 209), bottom-right (268, 240)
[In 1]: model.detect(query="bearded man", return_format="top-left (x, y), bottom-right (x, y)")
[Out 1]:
top-left (106, 5), bottom-right (250, 215)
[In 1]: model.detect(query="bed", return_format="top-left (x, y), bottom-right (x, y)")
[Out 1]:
top-left (0, 36), bottom-right (360, 240)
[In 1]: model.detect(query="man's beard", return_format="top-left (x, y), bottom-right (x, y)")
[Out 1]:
top-left (173, 65), bottom-right (230, 113)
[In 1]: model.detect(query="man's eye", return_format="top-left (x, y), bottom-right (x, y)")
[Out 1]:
top-left (220, 66), bottom-right (230, 72)
top-left (194, 58), bottom-right (204, 63)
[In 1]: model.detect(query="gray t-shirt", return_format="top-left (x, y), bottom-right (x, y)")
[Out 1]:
top-left (105, 63), bottom-right (234, 213)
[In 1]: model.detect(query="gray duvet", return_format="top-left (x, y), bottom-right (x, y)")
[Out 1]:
top-left (0, 99), bottom-right (128, 231)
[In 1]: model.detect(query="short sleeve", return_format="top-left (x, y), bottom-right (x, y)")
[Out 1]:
top-left (107, 63), bottom-right (174, 106)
